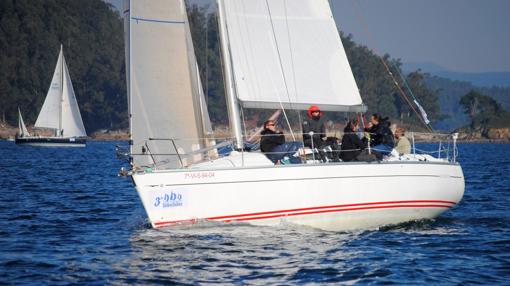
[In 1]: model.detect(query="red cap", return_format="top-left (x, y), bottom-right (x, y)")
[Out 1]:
top-left (307, 105), bottom-right (323, 118)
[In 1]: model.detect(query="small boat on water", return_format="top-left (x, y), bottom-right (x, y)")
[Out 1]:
top-left (16, 45), bottom-right (87, 147)
top-left (121, 0), bottom-right (464, 231)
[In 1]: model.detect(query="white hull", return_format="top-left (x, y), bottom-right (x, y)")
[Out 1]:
top-left (132, 157), bottom-right (464, 231)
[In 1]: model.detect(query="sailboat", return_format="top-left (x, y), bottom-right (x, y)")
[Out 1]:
top-left (17, 107), bottom-right (31, 138)
top-left (15, 45), bottom-right (87, 147)
top-left (122, 0), bottom-right (464, 231)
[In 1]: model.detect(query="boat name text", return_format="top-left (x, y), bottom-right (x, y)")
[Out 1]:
top-left (184, 172), bottom-right (215, 180)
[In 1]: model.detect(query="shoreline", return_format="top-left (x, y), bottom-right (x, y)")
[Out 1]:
top-left (1, 124), bottom-right (508, 143)
top-left (1, 136), bottom-right (507, 144)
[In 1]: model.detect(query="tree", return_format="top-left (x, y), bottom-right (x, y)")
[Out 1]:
top-left (459, 90), bottom-right (509, 130)
top-left (0, 0), bottom-right (126, 132)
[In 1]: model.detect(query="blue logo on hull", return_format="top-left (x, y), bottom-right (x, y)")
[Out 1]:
top-left (154, 192), bottom-right (183, 208)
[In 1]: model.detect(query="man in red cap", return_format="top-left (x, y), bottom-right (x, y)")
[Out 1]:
top-left (302, 105), bottom-right (340, 162)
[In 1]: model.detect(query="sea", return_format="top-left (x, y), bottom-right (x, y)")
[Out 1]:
top-left (0, 141), bottom-right (509, 285)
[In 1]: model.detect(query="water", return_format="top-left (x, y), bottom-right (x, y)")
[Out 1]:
top-left (1, 141), bottom-right (509, 285)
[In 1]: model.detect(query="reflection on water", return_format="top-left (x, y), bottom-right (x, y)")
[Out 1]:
top-left (1, 142), bottom-right (510, 284)
top-left (122, 223), bottom-right (359, 284)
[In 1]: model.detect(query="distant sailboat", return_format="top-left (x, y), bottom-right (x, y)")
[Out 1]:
top-left (18, 107), bottom-right (30, 138)
top-left (16, 45), bottom-right (87, 147)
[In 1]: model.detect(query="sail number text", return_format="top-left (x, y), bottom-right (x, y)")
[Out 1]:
top-left (184, 172), bottom-right (215, 180)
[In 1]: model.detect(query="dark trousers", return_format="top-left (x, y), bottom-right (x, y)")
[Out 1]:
top-left (267, 142), bottom-right (303, 163)
top-left (305, 138), bottom-right (340, 162)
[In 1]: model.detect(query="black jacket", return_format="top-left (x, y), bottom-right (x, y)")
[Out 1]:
top-left (302, 117), bottom-right (326, 148)
top-left (260, 129), bottom-right (285, 153)
top-left (340, 125), bottom-right (365, 162)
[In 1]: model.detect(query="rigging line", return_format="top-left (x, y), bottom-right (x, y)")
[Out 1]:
top-left (205, 12), bottom-right (209, 104)
top-left (392, 63), bottom-right (421, 103)
top-left (349, 0), bottom-right (433, 132)
top-left (264, 0), bottom-right (296, 140)
top-left (392, 63), bottom-right (432, 126)
top-left (282, 0), bottom-right (304, 136)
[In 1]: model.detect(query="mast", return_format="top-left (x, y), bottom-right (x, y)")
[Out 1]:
top-left (127, 0), bottom-right (133, 164)
top-left (59, 44), bottom-right (63, 136)
top-left (217, 0), bottom-right (243, 149)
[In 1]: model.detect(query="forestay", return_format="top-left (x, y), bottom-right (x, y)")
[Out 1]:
top-left (222, 0), bottom-right (365, 112)
top-left (125, 0), bottom-right (213, 168)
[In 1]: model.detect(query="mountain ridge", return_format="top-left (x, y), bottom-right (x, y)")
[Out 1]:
top-left (403, 62), bottom-right (510, 87)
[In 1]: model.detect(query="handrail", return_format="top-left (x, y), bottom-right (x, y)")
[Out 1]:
top-left (119, 131), bottom-right (461, 170)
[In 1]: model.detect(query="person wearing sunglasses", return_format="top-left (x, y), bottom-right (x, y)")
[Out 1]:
top-left (260, 120), bottom-right (303, 164)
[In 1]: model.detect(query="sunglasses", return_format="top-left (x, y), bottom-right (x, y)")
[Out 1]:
top-left (267, 124), bottom-right (275, 127)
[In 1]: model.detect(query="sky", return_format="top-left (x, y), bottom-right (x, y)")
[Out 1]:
top-left (330, 0), bottom-right (510, 73)
top-left (112, 0), bottom-right (510, 73)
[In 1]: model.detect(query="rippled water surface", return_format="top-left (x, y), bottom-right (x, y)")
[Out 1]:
top-left (1, 141), bottom-right (509, 285)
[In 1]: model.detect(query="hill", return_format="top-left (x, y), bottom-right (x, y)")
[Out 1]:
top-left (1, 1), bottom-right (468, 135)
top-left (423, 75), bottom-right (510, 130)
top-left (403, 62), bottom-right (510, 88)
top-left (0, 0), bottom-right (127, 132)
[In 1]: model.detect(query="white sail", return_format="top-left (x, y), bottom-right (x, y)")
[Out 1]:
top-left (34, 48), bottom-right (63, 130)
top-left (18, 108), bottom-right (30, 137)
top-left (126, 0), bottom-right (213, 168)
top-left (34, 46), bottom-right (86, 137)
top-left (61, 55), bottom-right (87, 137)
top-left (222, 0), bottom-right (365, 112)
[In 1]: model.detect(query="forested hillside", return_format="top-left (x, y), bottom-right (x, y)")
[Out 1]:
top-left (1, 1), bottom-right (443, 134)
top-left (424, 75), bottom-right (510, 130)
top-left (0, 0), bottom-right (126, 132)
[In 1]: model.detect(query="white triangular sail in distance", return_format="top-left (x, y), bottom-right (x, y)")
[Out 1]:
top-left (18, 107), bottom-right (30, 137)
top-left (34, 46), bottom-right (86, 137)
top-left (125, 0), bottom-right (214, 168)
top-left (221, 0), bottom-right (365, 112)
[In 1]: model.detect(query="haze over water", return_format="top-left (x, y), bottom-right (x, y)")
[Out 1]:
top-left (0, 141), bottom-right (509, 284)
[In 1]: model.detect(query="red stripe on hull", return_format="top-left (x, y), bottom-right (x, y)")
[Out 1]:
top-left (207, 200), bottom-right (455, 221)
top-left (228, 204), bottom-right (450, 222)
top-left (153, 200), bottom-right (455, 228)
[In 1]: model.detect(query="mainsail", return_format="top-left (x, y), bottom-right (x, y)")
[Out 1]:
top-left (34, 48), bottom-right (63, 131)
top-left (18, 108), bottom-right (30, 137)
top-left (125, 0), bottom-right (213, 168)
top-left (221, 0), bottom-right (365, 112)
top-left (34, 46), bottom-right (86, 137)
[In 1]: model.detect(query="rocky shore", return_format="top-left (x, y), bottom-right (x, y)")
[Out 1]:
top-left (1, 122), bottom-right (508, 143)
top-left (0, 123), bottom-right (129, 141)
top-left (455, 127), bottom-right (510, 142)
